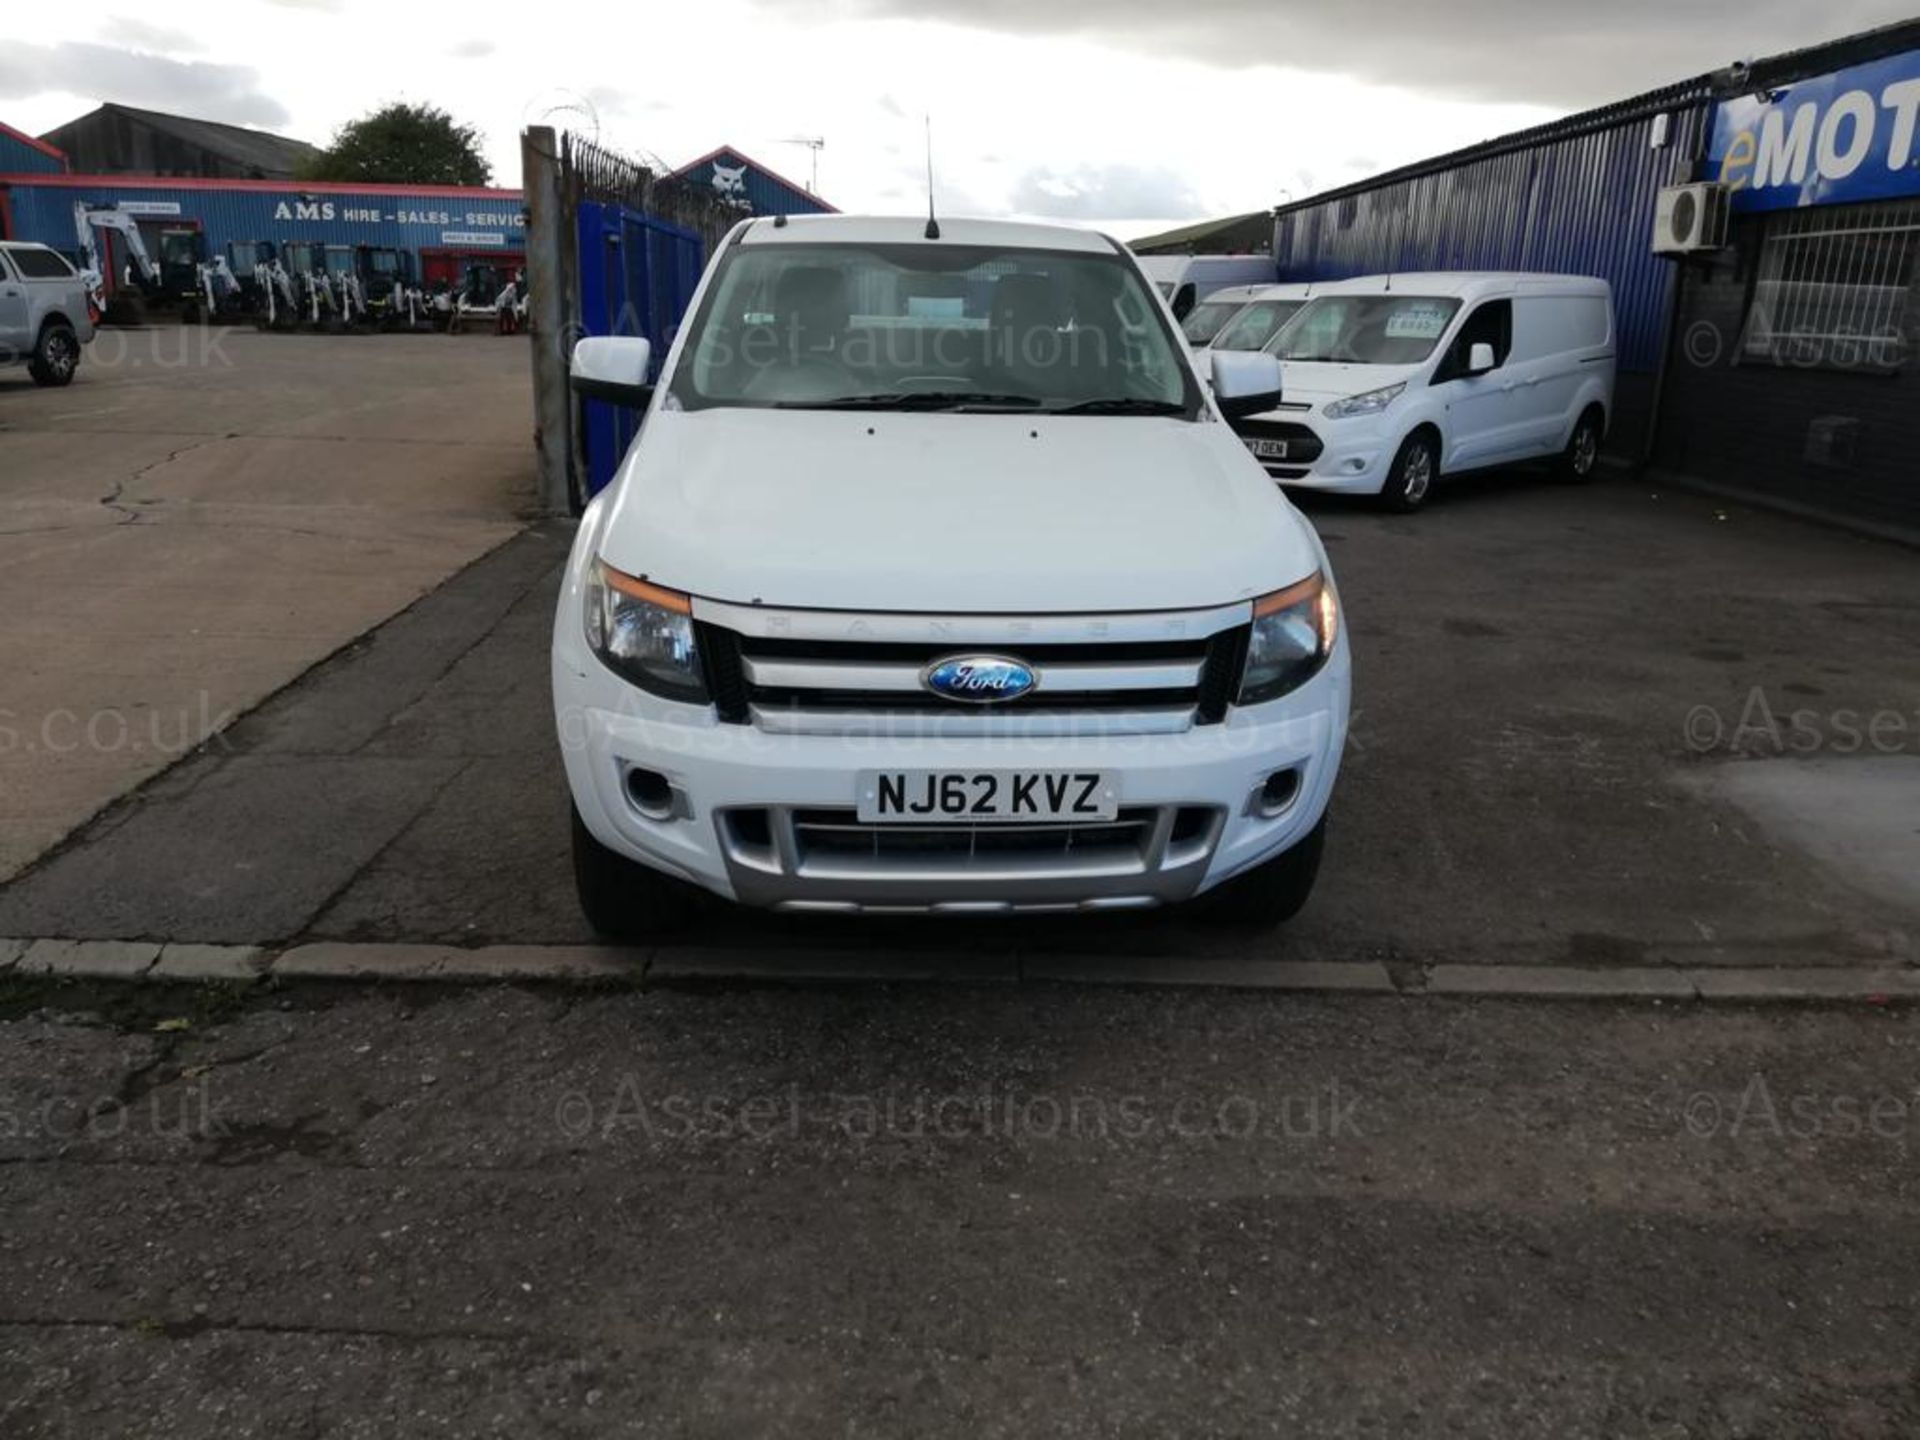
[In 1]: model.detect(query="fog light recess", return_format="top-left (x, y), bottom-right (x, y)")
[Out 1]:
top-left (625, 766), bottom-right (677, 820)
top-left (1255, 768), bottom-right (1301, 817)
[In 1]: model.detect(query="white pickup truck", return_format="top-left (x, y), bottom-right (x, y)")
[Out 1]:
top-left (0, 241), bottom-right (94, 387)
top-left (553, 214), bottom-right (1350, 936)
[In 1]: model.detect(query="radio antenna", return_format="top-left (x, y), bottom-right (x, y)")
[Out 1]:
top-left (924, 114), bottom-right (941, 239)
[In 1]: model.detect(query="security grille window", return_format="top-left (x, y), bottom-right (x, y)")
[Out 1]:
top-left (1741, 201), bottom-right (1920, 372)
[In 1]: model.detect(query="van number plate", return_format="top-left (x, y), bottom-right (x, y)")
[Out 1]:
top-left (1245, 437), bottom-right (1290, 460)
top-left (858, 771), bottom-right (1117, 823)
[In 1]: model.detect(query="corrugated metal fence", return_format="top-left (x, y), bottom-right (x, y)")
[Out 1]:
top-left (1273, 91), bottom-right (1712, 373)
top-left (575, 199), bottom-right (706, 497)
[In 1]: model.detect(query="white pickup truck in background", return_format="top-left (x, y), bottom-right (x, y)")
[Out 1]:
top-left (0, 241), bottom-right (95, 387)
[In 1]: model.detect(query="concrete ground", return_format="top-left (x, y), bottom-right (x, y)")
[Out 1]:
top-left (1, 473), bottom-right (1913, 975)
top-left (0, 328), bottom-right (530, 881)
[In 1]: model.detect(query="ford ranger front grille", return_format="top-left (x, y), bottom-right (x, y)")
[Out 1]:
top-left (697, 626), bottom-right (1248, 731)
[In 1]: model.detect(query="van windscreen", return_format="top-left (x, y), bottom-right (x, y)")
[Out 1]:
top-left (1277, 295), bottom-right (1463, 365)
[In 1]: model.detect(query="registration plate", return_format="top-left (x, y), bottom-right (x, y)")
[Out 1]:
top-left (1245, 437), bottom-right (1290, 460)
top-left (857, 770), bottom-right (1117, 824)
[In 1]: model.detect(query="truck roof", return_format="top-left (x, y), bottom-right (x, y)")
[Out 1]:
top-left (734, 214), bottom-right (1119, 254)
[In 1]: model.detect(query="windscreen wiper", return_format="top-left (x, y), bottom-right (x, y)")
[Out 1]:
top-left (774, 391), bottom-right (1042, 411)
top-left (1044, 397), bottom-right (1188, 416)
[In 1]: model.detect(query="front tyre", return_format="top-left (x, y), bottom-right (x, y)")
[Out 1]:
top-left (1556, 406), bottom-right (1604, 483)
top-left (27, 322), bottom-right (80, 387)
top-left (1380, 432), bottom-right (1437, 512)
top-left (570, 804), bottom-right (703, 941)
top-left (1196, 818), bottom-right (1326, 926)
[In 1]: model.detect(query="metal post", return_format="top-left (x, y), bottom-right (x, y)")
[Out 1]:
top-left (522, 125), bottom-right (575, 516)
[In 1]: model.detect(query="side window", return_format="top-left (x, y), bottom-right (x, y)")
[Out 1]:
top-left (0, 250), bottom-right (16, 282)
top-left (9, 247), bottom-right (77, 279)
top-left (1171, 282), bottom-right (1196, 320)
top-left (1435, 299), bottom-right (1513, 381)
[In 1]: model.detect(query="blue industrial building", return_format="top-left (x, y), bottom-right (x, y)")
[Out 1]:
top-left (1266, 19), bottom-right (1920, 531)
top-left (2, 107), bottom-right (527, 304)
top-left (1271, 80), bottom-right (1712, 456)
top-left (0, 167), bottom-right (527, 297)
top-left (0, 121), bottom-right (68, 177)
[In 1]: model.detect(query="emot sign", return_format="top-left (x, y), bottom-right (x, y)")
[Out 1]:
top-left (1711, 51), bottom-right (1920, 212)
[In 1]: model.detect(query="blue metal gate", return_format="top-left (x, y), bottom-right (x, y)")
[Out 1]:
top-left (574, 200), bottom-right (705, 498)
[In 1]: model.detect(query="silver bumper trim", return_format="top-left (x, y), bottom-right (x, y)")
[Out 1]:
top-left (716, 804), bottom-right (1226, 911)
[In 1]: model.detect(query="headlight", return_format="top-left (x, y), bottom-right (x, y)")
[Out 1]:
top-left (583, 559), bottom-right (709, 704)
top-left (1323, 382), bottom-right (1405, 420)
top-left (1237, 572), bottom-right (1338, 706)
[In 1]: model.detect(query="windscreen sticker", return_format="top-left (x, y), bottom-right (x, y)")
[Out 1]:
top-left (1384, 304), bottom-right (1450, 340)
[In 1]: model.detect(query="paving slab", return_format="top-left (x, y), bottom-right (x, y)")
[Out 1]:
top-left (648, 946), bottom-right (1021, 983)
top-left (150, 942), bottom-right (268, 982)
top-left (272, 942), bottom-right (453, 981)
top-left (1025, 955), bottom-right (1397, 991)
top-left (1688, 966), bottom-right (1920, 1001)
top-left (15, 938), bottom-right (160, 977)
top-left (269, 942), bottom-right (640, 983)
top-left (1426, 964), bottom-right (1698, 999)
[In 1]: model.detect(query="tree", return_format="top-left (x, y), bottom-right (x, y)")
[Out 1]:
top-left (301, 103), bottom-right (492, 186)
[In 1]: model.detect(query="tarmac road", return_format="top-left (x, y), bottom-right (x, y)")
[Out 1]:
top-left (1, 977), bottom-right (1917, 1437)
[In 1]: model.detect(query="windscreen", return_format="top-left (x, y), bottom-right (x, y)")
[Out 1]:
top-left (671, 241), bottom-right (1196, 414)
top-left (1276, 294), bottom-right (1464, 365)
top-left (1179, 298), bottom-right (1246, 344)
top-left (1212, 299), bottom-right (1305, 352)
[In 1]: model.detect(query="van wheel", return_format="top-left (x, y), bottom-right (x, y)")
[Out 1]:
top-left (1380, 432), bottom-right (1437, 512)
top-left (571, 804), bottom-right (702, 942)
top-left (1557, 407), bottom-right (1604, 482)
top-left (27, 322), bottom-right (80, 387)
top-left (1196, 819), bottom-right (1326, 926)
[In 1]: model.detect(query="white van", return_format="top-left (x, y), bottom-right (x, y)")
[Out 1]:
top-left (553, 215), bottom-right (1349, 935)
top-left (1189, 282), bottom-right (1316, 372)
top-left (1135, 254), bottom-right (1277, 321)
top-left (1236, 273), bottom-right (1614, 511)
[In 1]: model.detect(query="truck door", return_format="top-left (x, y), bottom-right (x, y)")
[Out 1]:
top-left (0, 250), bottom-right (29, 352)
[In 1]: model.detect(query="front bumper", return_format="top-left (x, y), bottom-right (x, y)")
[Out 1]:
top-left (554, 651), bottom-right (1350, 913)
top-left (1245, 413), bottom-right (1391, 495)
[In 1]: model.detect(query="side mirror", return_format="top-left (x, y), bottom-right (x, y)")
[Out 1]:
top-left (1467, 341), bottom-right (1497, 375)
top-left (1211, 350), bottom-right (1285, 421)
top-left (571, 335), bottom-right (654, 408)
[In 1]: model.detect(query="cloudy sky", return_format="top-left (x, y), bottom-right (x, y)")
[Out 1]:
top-left (3, 0), bottom-right (1913, 235)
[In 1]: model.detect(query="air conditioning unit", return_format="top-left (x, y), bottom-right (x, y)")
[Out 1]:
top-left (1653, 183), bottom-right (1730, 255)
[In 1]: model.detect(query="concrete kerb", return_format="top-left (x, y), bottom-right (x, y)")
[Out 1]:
top-left (3, 937), bottom-right (1917, 1002)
